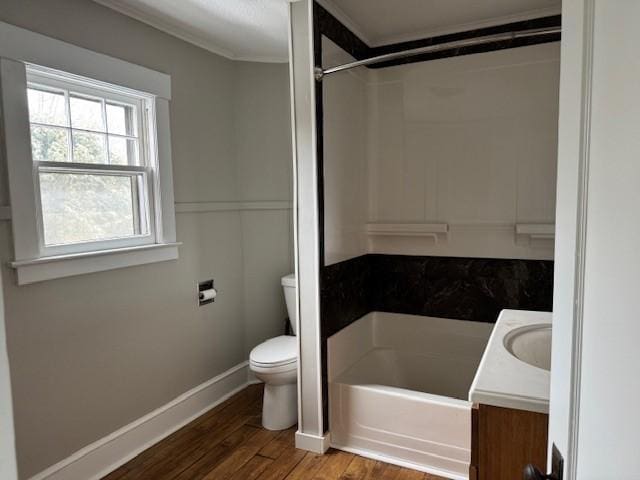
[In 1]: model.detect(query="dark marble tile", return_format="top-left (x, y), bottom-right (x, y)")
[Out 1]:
top-left (318, 254), bottom-right (372, 429)
top-left (314, 2), bottom-right (369, 62)
top-left (320, 255), bottom-right (372, 338)
top-left (369, 16), bottom-right (561, 69)
top-left (320, 254), bottom-right (554, 336)
top-left (312, 1), bottom-right (560, 71)
top-left (369, 255), bottom-right (554, 323)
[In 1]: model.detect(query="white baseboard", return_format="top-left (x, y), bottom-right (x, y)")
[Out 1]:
top-left (295, 431), bottom-right (331, 454)
top-left (29, 361), bottom-right (257, 480)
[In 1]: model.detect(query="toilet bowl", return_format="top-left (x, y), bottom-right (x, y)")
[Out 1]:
top-left (249, 273), bottom-right (298, 430)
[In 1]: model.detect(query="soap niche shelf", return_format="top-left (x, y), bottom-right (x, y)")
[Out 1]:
top-left (366, 223), bottom-right (449, 243)
top-left (515, 223), bottom-right (555, 241)
top-left (365, 222), bottom-right (555, 246)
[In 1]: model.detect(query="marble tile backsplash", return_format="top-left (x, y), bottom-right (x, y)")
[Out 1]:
top-left (321, 254), bottom-right (554, 338)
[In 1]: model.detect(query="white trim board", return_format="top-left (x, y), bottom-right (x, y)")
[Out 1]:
top-left (28, 361), bottom-right (258, 480)
top-left (175, 201), bottom-right (293, 214)
top-left (11, 243), bottom-right (181, 285)
top-left (566, 1), bottom-right (595, 477)
top-left (0, 20), bottom-right (171, 99)
top-left (289, 0), bottom-right (326, 444)
top-left (295, 431), bottom-right (331, 454)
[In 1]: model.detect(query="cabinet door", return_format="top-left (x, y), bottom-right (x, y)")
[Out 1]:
top-left (477, 405), bottom-right (548, 480)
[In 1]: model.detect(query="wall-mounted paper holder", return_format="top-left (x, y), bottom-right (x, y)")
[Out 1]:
top-left (198, 279), bottom-right (217, 306)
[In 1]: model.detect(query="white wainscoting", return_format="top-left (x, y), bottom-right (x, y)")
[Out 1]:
top-left (175, 201), bottom-right (292, 214)
top-left (29, 361), bottom-right (260, 480)
top-left (0, 201), bottom-right (292, 221)
top-left (323, 42), bottom-right (560, 264)
top-left (322, 37), bottom-right (370, 266)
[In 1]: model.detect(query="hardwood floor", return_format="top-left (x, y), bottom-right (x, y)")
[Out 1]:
top-left (101, 384), bottom-right (448, 480)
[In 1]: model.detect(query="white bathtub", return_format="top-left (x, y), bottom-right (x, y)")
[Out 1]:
top-left (328, 312), bottom-right (493, 479)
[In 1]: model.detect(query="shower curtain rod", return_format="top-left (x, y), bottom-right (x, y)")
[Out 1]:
top-left (314, 26), bottom-right (561, 80)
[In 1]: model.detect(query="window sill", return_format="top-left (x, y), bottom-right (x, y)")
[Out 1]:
top-left (10, 242), bottom-right (181, 285)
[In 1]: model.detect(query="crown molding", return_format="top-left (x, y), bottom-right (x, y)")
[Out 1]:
top-left (92, 0), bottom-right (288, 63)
top-left (234, 55), bottom-right (288, 64)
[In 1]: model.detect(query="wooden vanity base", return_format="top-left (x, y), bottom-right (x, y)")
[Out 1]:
top-left (471, 404), bottom-right (549, 480)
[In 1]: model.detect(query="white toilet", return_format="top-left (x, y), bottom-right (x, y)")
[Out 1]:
top-left (249, 273), bottom-right (298, 430)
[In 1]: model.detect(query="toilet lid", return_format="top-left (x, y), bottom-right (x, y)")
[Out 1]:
top-left (250, 335), bottom-right (297, 367)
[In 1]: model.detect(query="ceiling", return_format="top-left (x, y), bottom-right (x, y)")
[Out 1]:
top-left (318, 0), bottom-right (562, 46)
top-left (93, 0), bottom-right (562, 63)
top-left (93, 0), bottom-right (290, 62)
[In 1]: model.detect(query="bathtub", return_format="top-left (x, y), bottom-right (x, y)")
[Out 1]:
top-left (328, 312), bottom-right (493, 479)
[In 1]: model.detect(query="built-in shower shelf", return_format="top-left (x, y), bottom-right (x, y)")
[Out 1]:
top-left (515, 223), bottom-right (555, 240)
top-left (366, 223), bottom-right (449, 242)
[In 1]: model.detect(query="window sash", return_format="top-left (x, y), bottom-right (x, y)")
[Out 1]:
top-left (29, 122), bottom-right (139, 141)
top-left (34, 163), bottom-right (156, 256)
top-left (26, 79), bottom-right (145, 132)
top-left (36, 160), bottom-right (148, 173)
top-left (25, 66), bottom-right (159, 257)
top-left (29, 122), bottom-right (142, 167)
top-left (27, 75), bottom-right (147, 168)
top-left (26, 66), bottom-right (152, 112)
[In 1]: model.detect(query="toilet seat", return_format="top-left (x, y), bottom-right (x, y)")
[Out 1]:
top-left (249, 335), bottom-right (297, 369)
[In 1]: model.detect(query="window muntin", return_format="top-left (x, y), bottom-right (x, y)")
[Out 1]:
top-left (25, 66), bottom-right (156, 255)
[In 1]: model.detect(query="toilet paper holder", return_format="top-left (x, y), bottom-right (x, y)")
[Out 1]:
top-left (198, 279), bottom-right (217, 306)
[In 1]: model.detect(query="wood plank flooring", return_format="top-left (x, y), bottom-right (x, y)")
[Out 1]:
top-left (102, 384), bottom-right (448, 480)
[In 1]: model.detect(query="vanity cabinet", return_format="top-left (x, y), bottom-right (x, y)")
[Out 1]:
top-left (470, 404), bottom-right (549, 480)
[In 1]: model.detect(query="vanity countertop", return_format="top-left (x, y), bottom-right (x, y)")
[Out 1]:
top-left (469, 309), bottom-right (551, 414)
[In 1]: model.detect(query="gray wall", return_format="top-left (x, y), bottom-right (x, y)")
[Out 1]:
top-left (0, 0), bottom-right (292, 477)
top-left (0, 252), bottom-right (17, 480)
top-left (234, 62), bottom-right (294, 355)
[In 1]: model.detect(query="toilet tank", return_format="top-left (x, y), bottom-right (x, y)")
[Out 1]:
top-left (281, 274), bottom-right (297, 335)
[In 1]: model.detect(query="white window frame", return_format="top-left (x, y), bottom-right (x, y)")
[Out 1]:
top-left (0, 21), bottom-right (178, 285)
top-left (27, 66), bottom-right (159, 256)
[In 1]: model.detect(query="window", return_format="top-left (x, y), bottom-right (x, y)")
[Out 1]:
top-left (0, 21), bottom-right (177, 284)
top-left (26, 67), bottom-right (156, 255)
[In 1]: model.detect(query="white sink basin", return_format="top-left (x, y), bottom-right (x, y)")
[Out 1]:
top-left (503, 324), bottom-right (552, 371)
top-left (470, 310), bottom-right (551, 413)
